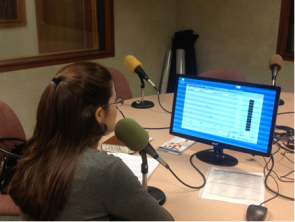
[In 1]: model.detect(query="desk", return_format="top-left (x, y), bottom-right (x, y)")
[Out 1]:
top-left (100, 92), bottom-right (294, 221)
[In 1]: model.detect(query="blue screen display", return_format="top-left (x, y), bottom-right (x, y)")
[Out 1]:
top-left (171, 76), bottom-right (279, 154)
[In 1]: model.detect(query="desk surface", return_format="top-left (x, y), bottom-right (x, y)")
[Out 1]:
top-left (100, 92), bottom-right (294, 221)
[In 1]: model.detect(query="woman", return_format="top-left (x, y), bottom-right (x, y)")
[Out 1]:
top-left (9, 62), bottom-right (174, 221)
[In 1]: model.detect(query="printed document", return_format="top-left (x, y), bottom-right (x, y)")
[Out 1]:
top-left (108, 152), bottom-right (159, 184)
top-left (200, 167), bottom-right (265, 205)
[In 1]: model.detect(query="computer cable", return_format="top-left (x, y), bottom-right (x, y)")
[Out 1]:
top-left (274, 140), bottom-right (294, 153)
top-left (167, 151), bottom-right (206, 189)
top-left (275, 125), bottom-right (294, 132)
top-left (268, 142), bottom-right (294, 180)
top-left (261, 154), bottom-right (280, 205)
top-left (280, 170), bottom-right (294, 181)
top-left (280, 150), bottom-right (294, 164)
top-left (275, 112), bottom-right (294, 149)
top-left (260, 175), bottom-right (279, 205)
top-left (248, 129), bottom-right (281, 207)
top-left (274, 125), bottom-right (294, 150)
top-left (263, 148), bottom-right (294, 183)
top-left (263, 142), bottom-right (294, 201)
top-left (266, 171), bottom-right (293, 183)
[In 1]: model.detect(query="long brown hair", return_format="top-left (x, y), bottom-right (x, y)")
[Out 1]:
top-left (9, 62), bottom-right (113, 220)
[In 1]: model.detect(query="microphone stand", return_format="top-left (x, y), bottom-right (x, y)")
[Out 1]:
top-left (139, 151), bottom-right (166, 205)
top-left (271, 68), bottom-right (284, 106)
top-left (132, 76), bottom-right (154, 109)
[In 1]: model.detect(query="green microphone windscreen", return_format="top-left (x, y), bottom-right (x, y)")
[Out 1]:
top-left (114, 118), bottom-right (149, 152)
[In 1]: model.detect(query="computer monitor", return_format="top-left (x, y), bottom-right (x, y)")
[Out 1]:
top-left (170, 74), bottom-right (281, 166)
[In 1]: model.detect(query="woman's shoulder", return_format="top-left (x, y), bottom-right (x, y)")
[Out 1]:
top-left (73, 147), bottom-right (124, 184)
top-left (81, 147), bottom-right (120, 169)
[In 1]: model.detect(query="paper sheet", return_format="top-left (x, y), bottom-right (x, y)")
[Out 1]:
top-left (199, 167), bottom-right (265, 205)
top-left (108, 152), bottom-right (159, 184)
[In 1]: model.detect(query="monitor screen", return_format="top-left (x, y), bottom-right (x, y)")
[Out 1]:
top-left (170, 74), bottom-right (281, 166)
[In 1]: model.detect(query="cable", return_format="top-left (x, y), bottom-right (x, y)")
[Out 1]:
top-left (274, 125), bottom-right (294, 151)
top-left (260, 174), bottom-right (279, 205)
top-left (268, 142), bottom-right (294, 181)
top-left (167, 152), bottom-right (206, 189)
top-left (117, 106), bottom-right (170, 130)
top-left (143, 92), bottom-right (172, 129)
top-left (280, 151), bottom-right (294, 164)
top-left (157, 91), bottom-right (172, 114)
top-left (275, 142), bottom-right (294, 153)
top-left (261, 154), bottom-right (280, 205)
top-left (0, 147), bottom-right (21, 159)
top-left (263, 157), bottom-right (293, 183)
top-left (277, 112), bottom-right (294, 115)
top-left (263, 146), bottom-right (294, 201)
top-left (0, 137), bottom-right (26, 158)
top-left (117, 106), bottom-right (125, 118)
top-left (118, 98), bottom-right (205, 188)
top-left (143, 127), bottom-right (170, 130)
top-left (0, 137), bottom-right (26, 143)
top-left (281, 171), bottom-right (294, 181)
top-left (117, 96), bottom-right (171, 130)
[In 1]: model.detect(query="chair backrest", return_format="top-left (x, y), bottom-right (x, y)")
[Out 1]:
top-left (199, 68), bottom-right (247, 82)
top-left (107, 67), bottom-right (133, 100)
top-left (0, 194), bottom-right (20, 216)
top-left (0, 100), bottom-right (23, 216)
top-left (0, 101), bottom-right (26, 161)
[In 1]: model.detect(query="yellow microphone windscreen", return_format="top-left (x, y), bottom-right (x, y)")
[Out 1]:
top-left (124, 55), bottom-right (142, 74)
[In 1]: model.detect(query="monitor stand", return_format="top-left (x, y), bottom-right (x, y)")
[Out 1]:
top-left (196, 146), bottom-right (238, 166)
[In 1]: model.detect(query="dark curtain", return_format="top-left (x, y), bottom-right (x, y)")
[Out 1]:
top-left (167, 30), bottom-right (199, 93)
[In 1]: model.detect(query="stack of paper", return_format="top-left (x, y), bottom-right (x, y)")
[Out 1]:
top-left (108, 152), bottom-right (159, 183)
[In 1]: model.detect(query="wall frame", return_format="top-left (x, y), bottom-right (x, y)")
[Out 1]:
top-left (0, 0), bottom-right (27, 27)
top-left (276, 0), bottom-right (294, 61)
top-left (0, 0), bottom-right (114, 72)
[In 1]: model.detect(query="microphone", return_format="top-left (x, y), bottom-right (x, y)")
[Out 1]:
top-left (269, 54), bottom-right (284, 106)
top-left (114, 118), bottom-right (169, 169)
top-left (115, 118), bottom-right (168, 205)
top-left (269, 54), bottom-right (283, 86)
top-left (124, 55), bottom-right (158, 91)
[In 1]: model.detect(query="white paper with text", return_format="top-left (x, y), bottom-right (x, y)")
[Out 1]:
top-left (200, 167), bottom-right (265, 205)
top-left (108, 152), bottom-right (159, 184)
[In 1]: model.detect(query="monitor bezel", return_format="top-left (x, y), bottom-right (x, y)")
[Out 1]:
top-left (169, 74), bottom-right (281, 157)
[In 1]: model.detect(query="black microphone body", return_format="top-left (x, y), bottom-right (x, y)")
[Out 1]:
top-left (269, 54), bottom-right (284, 105)
top-left (142, 143), bottom-right (170, 169)
top-left (135, 66), bottom-right (149, 81)
top-left (271, 65), bottom-right (279, 86)
top-left (134, 66), bottom-right (158, 91)
top-left (269, 54), bottom-right (283, 87)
